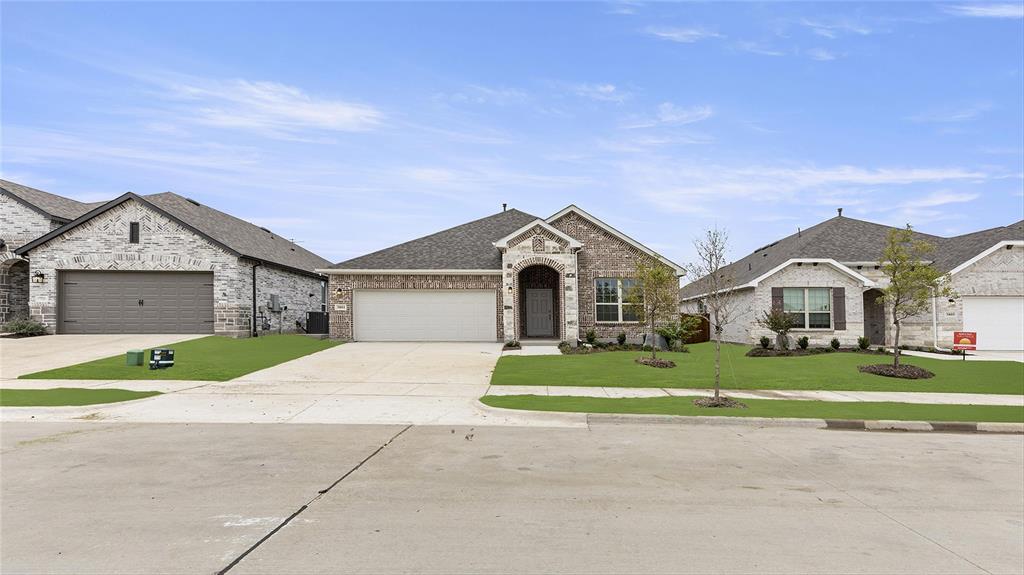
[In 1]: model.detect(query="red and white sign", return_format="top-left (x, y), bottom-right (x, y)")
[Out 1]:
top-left (953, 331), bottom-right (977, 351)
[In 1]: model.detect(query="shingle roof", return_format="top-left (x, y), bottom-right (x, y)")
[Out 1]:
top-left (142, 192), bottom-right (332, 274)
top-left (332, 208), bottom-right (540, 270)
top-left (0, 179), bottom-right (105, 221)
top-left (679, 216), bottom-right (1024, 299)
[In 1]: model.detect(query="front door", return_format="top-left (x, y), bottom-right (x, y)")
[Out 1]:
top-left (863, 290), bottom-right (886, 345)
top-left (525, 289), bottom-right (553, 337)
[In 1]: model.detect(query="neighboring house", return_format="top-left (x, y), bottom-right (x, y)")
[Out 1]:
top-left (3, 179), bottom-right (330, 336)
top-left (679, 209), bottom-right (1024, 351)
top-left (0, 180), bottom-right (104, 325)
top-left (319, 205), bottom-right (684, 343)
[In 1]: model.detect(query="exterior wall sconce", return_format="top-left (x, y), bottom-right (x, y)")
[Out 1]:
top-left (507, 285), bottom-right (513, 294)
top-left (31, 271), bottom-right (45, 283)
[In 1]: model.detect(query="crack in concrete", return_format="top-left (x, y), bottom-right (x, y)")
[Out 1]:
top-left (215, 424), bottom-right (413, 574)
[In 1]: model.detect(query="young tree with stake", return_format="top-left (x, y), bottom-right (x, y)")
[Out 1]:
top-left (686, 228), bottom-right (738, 403)
top-left (878, 225), bottom-right (955, 368)
top-left (625, 258), bottom-right (680, 360)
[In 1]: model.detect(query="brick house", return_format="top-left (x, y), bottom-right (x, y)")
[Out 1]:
top-left (320, 205), bottom-right (684, 344)
top-left (4, 179), bottom-right (330, 337)
top-left (679, 210), bottom-right (1024, 351)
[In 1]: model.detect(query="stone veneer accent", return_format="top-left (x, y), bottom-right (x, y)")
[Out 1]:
top-left (328, 274), bottom-right (503, 340)
top-left (20, 198), bottom-right (323, 337)
top-left (500, 224), bottom-right (578, 342)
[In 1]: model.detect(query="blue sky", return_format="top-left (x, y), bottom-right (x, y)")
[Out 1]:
top-left (2, 2), bottom-right (1022, 266)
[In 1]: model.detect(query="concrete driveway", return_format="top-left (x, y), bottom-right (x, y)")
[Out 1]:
top-left (1, 342), bottom-right (581, 427)
top-left (0, 334), bottom-right (206, 379)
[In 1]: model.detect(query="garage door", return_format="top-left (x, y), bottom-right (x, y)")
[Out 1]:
top-left (353, 290), bottom-right (497, 341)
top-left (963, 297), bottom-right (1024, 351)
top-left (60, 271), bottom-right (214, 334)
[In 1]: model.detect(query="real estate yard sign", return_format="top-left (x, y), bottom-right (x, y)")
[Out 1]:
top-left (953, 331), bottom-right (977, 351)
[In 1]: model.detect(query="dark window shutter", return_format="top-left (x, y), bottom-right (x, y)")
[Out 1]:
top-left (832, 287), bottom-right (846, 330)
top-left (771, 287), bottom-right (784, 312)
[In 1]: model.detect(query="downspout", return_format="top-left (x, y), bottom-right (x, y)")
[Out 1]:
top-left (252, 261), bottom-right (260, 338)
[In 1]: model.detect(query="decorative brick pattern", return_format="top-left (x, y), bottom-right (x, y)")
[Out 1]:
top-left (548, 211), bottom-right (676, 342)
top-left (328, 274), bottom-right (503, 340)
top-left (512, 259), bottom-right (565, 341)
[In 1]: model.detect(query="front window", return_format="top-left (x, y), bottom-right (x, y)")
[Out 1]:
top-left (595, 278), bottom-right (637, 322)
top-left (783, 287), bottom-right (832, 329)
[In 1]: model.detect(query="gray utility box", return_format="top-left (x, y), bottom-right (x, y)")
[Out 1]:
top-left (126, 350), bottom-right (144, 366)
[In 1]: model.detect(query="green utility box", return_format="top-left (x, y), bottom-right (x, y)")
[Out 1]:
top-left (126, 350), bottom-right (145, 366)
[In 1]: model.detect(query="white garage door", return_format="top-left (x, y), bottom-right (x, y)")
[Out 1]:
top-left (963, 297), bottom-right (1024, 351)
top-left (353, 290), bottom-right (497, 342)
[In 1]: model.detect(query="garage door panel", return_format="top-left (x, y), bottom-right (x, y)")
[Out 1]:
top-left (963, 297), bottom-right (1024, 351)
top-left (354, 290), bottom-right (497, 342)
top-left (60, 271), bottom-right (214, 334)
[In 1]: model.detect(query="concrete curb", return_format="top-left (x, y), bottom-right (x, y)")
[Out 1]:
top-left (577, 413), bottom-right (1024, 434)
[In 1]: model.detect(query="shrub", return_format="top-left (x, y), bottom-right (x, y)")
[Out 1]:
top-left (757, 309), bottom-right (794, 350)
top-left (616, 332), bottom-right (627, 345)
top-left (558, 341), bottom-right (572, 354)
top-left (585, 329), bottom-right (597, 345)
top-left (857, 336), bottom-right (870, 350)
top-left (797, 336), bottom-right (809, 350)
top-left (759, 336), bottom-right (771, 349)
top-left (2, 317), bottom-right (47, 336)
top-left (876, 346), bottom-right (886, 353)
top-left (503, 340), bottom-right (521, 350)
top-left (830, 337), bottom-right (841, 350)
top-left (642, 345), bottom-right (653, 352)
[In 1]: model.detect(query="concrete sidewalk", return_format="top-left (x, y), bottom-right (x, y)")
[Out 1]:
top-left (486, 385), bottom-right (1024, 406)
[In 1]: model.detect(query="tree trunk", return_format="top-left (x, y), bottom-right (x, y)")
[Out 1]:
top-left (776, 333), bottom-right (788, 350)
top-left (892, 320), bottom-right (902, 368)
top-left (714, 327), bottom-right (722, 399)
top-left (650, 314), bottom-right (657, 360)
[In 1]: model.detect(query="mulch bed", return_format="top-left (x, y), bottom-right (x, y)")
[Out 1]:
top-left (747, 347), bottom-right (886, 357)
top-left (635, 357), bottom-right (676, 368)
top-left (693, 396), bottom-right (748, 408)
top-left (858, 364), bottom-right (935, 379)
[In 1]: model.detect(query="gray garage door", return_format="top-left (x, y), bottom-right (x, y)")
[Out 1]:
top-left (60, 271), bottom-right (214, 334)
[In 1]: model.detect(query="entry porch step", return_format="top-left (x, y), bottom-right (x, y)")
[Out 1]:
top-left (520, 339), bottom-right (561, 346)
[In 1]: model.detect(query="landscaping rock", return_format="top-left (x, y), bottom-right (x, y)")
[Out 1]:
top-left (634, 357), bottom-right (676, 368)
top-left (858, 364), bottom-right (935, 379)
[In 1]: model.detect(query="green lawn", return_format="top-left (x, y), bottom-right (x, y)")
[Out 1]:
top-left (19, 335), bottom-right (341, 381)
top-left (481, 395), bottom-right (1024, 423)
top-left (492, 343), bottom-right (1024, 395)
top-left (0, 388), bottom-right (161, 407)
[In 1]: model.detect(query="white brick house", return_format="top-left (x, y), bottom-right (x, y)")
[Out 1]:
top-left (4, 180), bottom-right (330, 337)
top-left (321, 205), bottom-right (684, 344)
top-left (680, 211), bottom-right (1024, 351)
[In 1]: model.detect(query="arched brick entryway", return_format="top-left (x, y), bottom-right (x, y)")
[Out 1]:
top-left (512, 258), bottom-right (565, 340)
top-left (0, 257), bottom-right (30, 324)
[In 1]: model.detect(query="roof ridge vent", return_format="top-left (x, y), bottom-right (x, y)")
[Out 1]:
top-left (259, 226), bottom-right (272, 233)
top-left (185, 197), bottom-right (200, 206)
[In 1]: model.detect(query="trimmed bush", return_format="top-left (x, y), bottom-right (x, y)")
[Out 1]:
top-left (797, 336), bottom-right (809, 350)
top-left (759, 336), bottom-right (771, 349)
top-left (830, 337), bottom-right (841, 350)
top-left (857, 336), bottom-right (870, 350)
top-left (616, 332), bottom-right (627, 345)
top-left (585, 329), bottom-right (597, 345)
top-left (2, 317), bottom-right (47, 337)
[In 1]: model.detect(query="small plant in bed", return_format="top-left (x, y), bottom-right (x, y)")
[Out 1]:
top-left (503, 340), bottom-right (521, 350)
top-left (759, 336), bottom-right (771, 349)
top-left (635, 357), bottom-right (676, 368)
top-left (858, 364), bottom-right (935, 379)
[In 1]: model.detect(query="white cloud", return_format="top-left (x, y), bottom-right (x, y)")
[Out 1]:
top-left (908, 102), bottom-right (993, 123)
top-left (619, 160), bottom-right (990, 213)
top-left (806, 48), bottom-right (837, 61)
top-left (441, 84), bottom-right (529, 105)
top-left (166, 78), bottom-right (384, 135)
top-left (573, 83), bottom-right (631, 103)
top-left (799, 18), bottom-right (873, 38)
top-left (657, 103), bottom-right (714, 124)
top-left (943, 4), bottom-right (1024, 18)
top-left (644, 26), bottom-right (723, 43)
top-left (901, 190), bottom-right (981, 208)
top-left (734, 41), bottom-right (786, 56)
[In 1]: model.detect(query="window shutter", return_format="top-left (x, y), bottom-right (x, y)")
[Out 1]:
top-left (771, 287), bottom-right (784, 312)
top-left (832, 287), bottom-right (846, 330)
